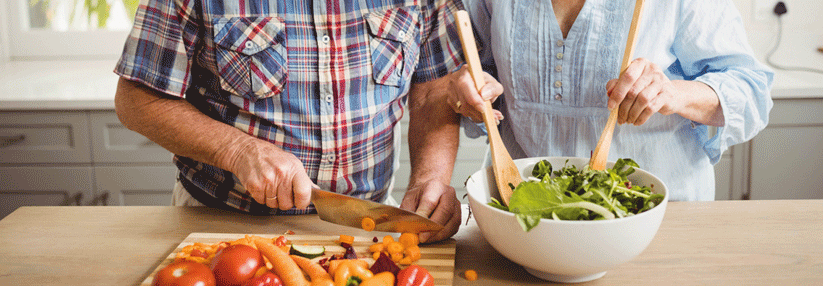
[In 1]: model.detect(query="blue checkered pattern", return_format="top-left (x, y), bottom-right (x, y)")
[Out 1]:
top-left (115, 0), bottom-right (464, 215)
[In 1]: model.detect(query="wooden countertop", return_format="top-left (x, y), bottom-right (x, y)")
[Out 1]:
top-left (0, 201), bottom-right (821, 285)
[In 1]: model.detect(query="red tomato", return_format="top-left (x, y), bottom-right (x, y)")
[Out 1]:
top-left (153, 261), bottom-right (216, 286)
top-left (396, 265), bottom-right (434, 286)
top-left (274, 236), bottom-right (288, 247)
top-left (209, 244), bottom-right (264, 286)
top-left (242, 271), bottom-right (283, 286)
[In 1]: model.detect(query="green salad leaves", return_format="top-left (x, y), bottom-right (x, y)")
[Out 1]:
top-left (489, 158), bottom-right (664, 232)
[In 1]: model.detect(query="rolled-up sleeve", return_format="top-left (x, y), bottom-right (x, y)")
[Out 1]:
top-left (673, 0), bottom-right (774, 164)
top-left (412, 0), bottom-right (466, 83)
top-left (114, 0), bottom-right (201, 98)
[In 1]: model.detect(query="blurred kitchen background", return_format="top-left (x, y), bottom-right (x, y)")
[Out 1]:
top-left (1, 0), bottom-right (821, 219)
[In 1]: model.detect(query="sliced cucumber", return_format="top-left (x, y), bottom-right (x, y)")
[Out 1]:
top-left (289, 244), bottom-right (325, 259)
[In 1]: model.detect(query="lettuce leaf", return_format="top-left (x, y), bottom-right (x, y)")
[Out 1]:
top-left (490, 158), bottom-right (663, 232)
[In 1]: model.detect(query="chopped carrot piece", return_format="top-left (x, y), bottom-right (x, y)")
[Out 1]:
top-left (337, 235), bottom-right (355, 246)
top-left (368, 243), bottom-right (384, 253)
top-left (382, 235), bottom-right (394, 244)
top-left (361, 217), bottom-right (376, 231)
top-left (398, 233), bottom-right (419, 248)
top-left (403, 245), bottom-right (421, 261)
top-left (385, 242), bottom-right (403, 255)
top-left (465, 269), bottom-right (478, 281)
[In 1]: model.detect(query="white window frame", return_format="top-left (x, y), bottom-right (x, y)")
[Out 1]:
top-left (4, 0), bottom-right (130, 60)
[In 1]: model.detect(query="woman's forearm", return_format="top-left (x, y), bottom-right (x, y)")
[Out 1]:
top-left (672, 80), bottom-right (725, 127)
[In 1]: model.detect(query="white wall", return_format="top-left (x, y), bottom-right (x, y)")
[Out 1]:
top-left (0, 2), bottom-right (10, 63)
top-left (732, 0), bottom-right (823, 68)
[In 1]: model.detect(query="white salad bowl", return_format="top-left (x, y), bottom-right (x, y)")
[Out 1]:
top-left (465, 156), bottom-right (668, 283)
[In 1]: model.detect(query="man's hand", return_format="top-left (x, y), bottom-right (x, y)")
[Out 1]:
top-left (226, 138), bottom-right (313, 211)
top-left (606, 58), bottom-right (682, 126)
top-left (399, 180), bottom-right (461, 243)
top-left (445, 66), bottom-right (505, 123)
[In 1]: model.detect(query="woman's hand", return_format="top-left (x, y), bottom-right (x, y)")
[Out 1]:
top-left (227, 138), bottom-right (313, 211)
top-left (606, 58), bottom-right (683, 126)
top-left (446, 66), bottom-right (505, 123)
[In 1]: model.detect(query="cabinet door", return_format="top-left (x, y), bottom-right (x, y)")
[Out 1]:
top-left (89, 111), bottom-right (174, 163)
top-left (0, 167), bottom-right (94, 219)
top-left (714, 155), bottom-right (732, 200)
top-left (749, 99), bottom-right (823, 200)
top-left (0, 112), bottom-right (91, 163)
top-left (94, 166), bottom-right (178, 206)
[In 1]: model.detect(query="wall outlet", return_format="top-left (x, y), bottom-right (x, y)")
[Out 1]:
top-left (753, 0), bottom-right (779, 21)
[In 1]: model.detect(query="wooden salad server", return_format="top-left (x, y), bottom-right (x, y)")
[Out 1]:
top-left (590, 0), bottom-right (646, 170)
top-left (454, 10), bottom-right (522, 206)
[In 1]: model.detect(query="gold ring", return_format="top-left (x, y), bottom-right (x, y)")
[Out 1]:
top-left (266, 196), bottom-right (277, 200)
top-left (455, 100), bottom-right (462, 109)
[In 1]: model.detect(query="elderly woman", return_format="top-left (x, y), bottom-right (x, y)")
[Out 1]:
top-left (412, 0), bottom-right (773, 201)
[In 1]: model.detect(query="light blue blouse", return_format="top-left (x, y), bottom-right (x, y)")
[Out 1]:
top-left (463, 0), bottom-right (773, 201)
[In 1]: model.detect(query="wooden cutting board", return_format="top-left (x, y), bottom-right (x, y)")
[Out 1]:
top-left (141, 232), bottom-right (456, 286)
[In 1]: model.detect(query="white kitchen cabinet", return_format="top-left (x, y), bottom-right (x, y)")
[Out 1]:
top-left (93, 166), bottom-right (177, 206)
top-left (0, 166), bottom-right (94, 219)
top-left (748, 98), bottom-right (823, 199)
top-left (0, 112), bottom-right (91, 163)
top-left (89, 111), bottom-right (174, 163)
top-left (0, 110), bottom-right (178, 216)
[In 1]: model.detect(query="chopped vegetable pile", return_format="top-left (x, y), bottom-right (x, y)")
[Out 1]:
top-left (489, 158), bottom-right (664, 232)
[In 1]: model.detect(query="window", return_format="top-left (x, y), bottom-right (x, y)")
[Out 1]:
top-left (4, 0), bottom-right (138, 59)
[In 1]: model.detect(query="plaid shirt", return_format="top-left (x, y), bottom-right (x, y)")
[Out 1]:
top-left (115, 0), bottom-right (464, 215)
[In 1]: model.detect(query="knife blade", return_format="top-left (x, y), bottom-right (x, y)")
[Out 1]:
top-left (311, 188), bottom-right (444, 233)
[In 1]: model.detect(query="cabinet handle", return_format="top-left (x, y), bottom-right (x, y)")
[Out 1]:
top-left (72, 192), bottom-right (84, 206)
top-left (0, 134), bottom-right (25, 148)
top-left (92, 191), bottom-right (110, 206)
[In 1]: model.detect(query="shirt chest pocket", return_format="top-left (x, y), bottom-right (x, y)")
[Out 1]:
top-left (366, 6), bottom-right (421, 87)
top-left (213, 17), bottom-right (288, 100)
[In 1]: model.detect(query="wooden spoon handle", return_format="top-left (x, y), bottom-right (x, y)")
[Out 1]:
top-left (590, 0), bottom-right (646, 170)
top-left (454, 10), bottom-right (520, 205)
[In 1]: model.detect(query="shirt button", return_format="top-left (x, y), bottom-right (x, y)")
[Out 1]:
top-left (556, 53), bottom-right (564, 60)
top-left (245, 41), bottom-right (254, 49)
top-left (556, 40), bottom-right (564, 47)
top-left (554, 81), bottom-right (562, 87)
top-left (398, 31), bottom-right (406, 38)
top-left (325, 94), bottom-right (333, 103)
top-left (555, 65), bottom-right (562, 72)
top-left (322, 35), bottom-right (330, 43)
top-left (198, 87), bottom-right (206, 95)
top-left (326, 154), bottom-right (336, 162)
top-left (555, 94), bottom-right (563, 100)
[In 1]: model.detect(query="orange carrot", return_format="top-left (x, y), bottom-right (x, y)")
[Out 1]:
top-left (398, 233), bottom-right (419, 248)
top-left (337, 235), bottom-right (355, 246)
top-left (464, 269), bottom-right (478, 281)
top-left (361, 217), bottom-right (376, 231)
top-left (290, 255), bottom-right (332, 281)
top-left (254, 240), bottom-right (309, 286)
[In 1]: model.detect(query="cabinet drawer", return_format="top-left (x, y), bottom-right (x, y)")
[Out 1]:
top-left (0, 112), bottom-right (91, 164)
top-left (89, 112), bottom-right (174, 163)
top-left (0, 166), bottom-right (94, 219)
top-left (94, 166), bottom-right (177, 206)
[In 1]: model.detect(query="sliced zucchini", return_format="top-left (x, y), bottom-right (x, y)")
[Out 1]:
top-left (289, 244), bottom-right (325, 259)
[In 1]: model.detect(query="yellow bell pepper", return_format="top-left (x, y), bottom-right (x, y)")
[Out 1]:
top-left (333, 259), bottom-right (373, 286)
top-left (359, 272), bottom-right (395, 286)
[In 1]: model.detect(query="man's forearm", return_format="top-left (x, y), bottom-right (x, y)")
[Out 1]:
top-left (407, 78), bottom-right (462, 187)
top-left (114, 77), bottom-right (254, 172)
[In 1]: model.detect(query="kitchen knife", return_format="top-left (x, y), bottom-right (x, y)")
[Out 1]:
top-left (311, 188), bottom-right (444, 233)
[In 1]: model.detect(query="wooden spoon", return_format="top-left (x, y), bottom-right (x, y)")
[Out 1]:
top-left (454, 11), bottom-right (522, 206)
top-left (589, 0), bottom-right (646, 170)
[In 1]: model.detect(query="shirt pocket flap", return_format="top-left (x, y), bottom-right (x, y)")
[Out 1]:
top-left (366, 6), bottom-right (419, 43)
top-left (214, 17), bottom-right (285, 56)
